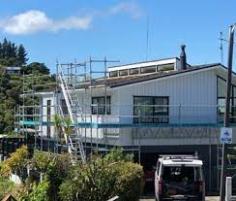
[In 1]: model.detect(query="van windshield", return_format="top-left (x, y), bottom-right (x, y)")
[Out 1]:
top-left (162, 166), bottom-right (202, 182)
top-left (161, 165), bottom-right (203, 197)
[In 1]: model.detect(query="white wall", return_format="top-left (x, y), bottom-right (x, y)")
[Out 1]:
top-left (39, 68), bottom-right (219, 144)
top-left (113, 69), bottom-right (217, 124)
top-left (41, 94), bottom-right (56, 138)
top-left (76, 88), bottom-right (119, 139)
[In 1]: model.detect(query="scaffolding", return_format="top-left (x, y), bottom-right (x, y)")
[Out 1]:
top-left (15, 70), bottom-right (58, 152)
top-left (56, 58), bottom-right (130, 160)
top-left (14, 57), bottom-right (236, 193)
top-left (15, 59), bottom-right (229, 145)
top-left (15, 57), bottom-right (137, 163)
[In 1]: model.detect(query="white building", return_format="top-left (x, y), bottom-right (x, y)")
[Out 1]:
top-left (39, 59), bottom-right (236, 143)
top-left (3, 66), bottom-right (21, 75)
top-left (19, 47), bottom-right (236, 193)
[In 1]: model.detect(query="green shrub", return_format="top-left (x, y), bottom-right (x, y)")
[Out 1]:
top-left (3, 145), bottom-right (28, 181)
top-left (4, 145), bottom-right (28, 171)
top-left (0, 177), bottom-right (14, 199)
top-left (30, 150), bottom-right (52, 173)
top-left (104, 148), bottom-right (133, 162)
top-left (30, 151), bottom-right (72, 201)
top-left (116, 162), bottom-right (144, 201)
top-left (59, 159), bottom-right (118, 201)
top-left (59, 149), bottom-right (144, 201)
top-left (0, 162), bottom-right (11, 177)
top-left (20, 178), bottom-right (50, 201)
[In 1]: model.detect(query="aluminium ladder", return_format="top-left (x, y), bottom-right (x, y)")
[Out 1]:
top-left (57, 64), bottom-right (86, 163)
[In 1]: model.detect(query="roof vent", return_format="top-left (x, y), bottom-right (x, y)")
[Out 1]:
top-left (180, 44), bottom-right (187, 70)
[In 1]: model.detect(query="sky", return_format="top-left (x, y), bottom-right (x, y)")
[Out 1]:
top-left (0, 0), bottom-right (236, 73)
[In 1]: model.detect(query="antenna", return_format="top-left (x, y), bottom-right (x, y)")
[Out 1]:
top-left (219, 32), bottom-right (224, 64)
top-left (146, 16), bottom-right (149, 61)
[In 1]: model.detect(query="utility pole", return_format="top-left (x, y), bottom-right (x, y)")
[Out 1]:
top-left (219, 24), bottom-right (235, 201)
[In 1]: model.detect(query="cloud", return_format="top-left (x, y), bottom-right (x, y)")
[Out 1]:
top-left (0, 10), bottom-right (92, 35)
top-left (0, 2), bottom-right (143, 35)
top-left (109, 2), bottom-right (143, 19)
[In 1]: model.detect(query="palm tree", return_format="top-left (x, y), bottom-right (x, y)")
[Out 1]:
top-left (63, 117), bottom-right (73, 138)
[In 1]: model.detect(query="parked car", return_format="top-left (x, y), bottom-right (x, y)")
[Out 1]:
top-left (154, 155), bottom-right (205, 201)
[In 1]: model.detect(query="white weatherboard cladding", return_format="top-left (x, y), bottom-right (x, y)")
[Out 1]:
top-left (115, 70), bottom-right (217, 124)
top-left (76, 88), bottom-right (118, 139)
top-left (41, 95), bottom-right (56, 137)
top-left (38, 68), bottom-right (219, 145)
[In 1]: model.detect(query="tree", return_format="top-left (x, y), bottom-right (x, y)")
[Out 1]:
top-left (0, 38), bottom-right (23, 66)
top-left (22, 62), bottom-right (50, 75)
top-left (0, 43), bottom-right (2, 59)
top-left (0, 70), bottom-right (20, 133)
top-left (17, 44), bottom-right (28, 66)
top-left (53, 114), bottom-right (63, 144)
top-left (10, 42), bottom-right (17, 58)
top-left (0, 39), bottom-right (55, 133)
top-left (2, 38), bottom-right (9, 59)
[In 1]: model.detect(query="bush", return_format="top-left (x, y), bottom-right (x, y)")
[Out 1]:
top-left (0, 162), bottom-right (11, 177)
top-left (4, 145), bottom-right (28, 170)
top-left (59, 149), bottom-right (144, 201)
top-left (30, 150), bottom-right (53, 173)
top-left (19, 178), bottom-right (50, 201)
top-left (59, 159), bottom-right (118, 201)
top-left (29, 151), bottom-right (72, 201)
top-left (104, 148), bottom-right (133, 162)
top-left (0, 177), bottom-right (14, 199)
top-left (2, 145), bottom-right (28, 181)
top-left (116, 162), bottom-right (144, 201)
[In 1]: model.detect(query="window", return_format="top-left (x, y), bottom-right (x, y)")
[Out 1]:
top-left (92, 96), bottom-right (111, 115)
top-left (141, 66), bottom-right (157, 74)
top-left (217, 76), bottom-right (236, 123)
top-left (158, 64), bottom-right (174, 71)
top-left (162, 166), bottom-right (202, 182)
top-left (46, 100), bottom-right (51, 138)
top-left (129, 68), bottom-right (139, 75)
top-left (109, 71), bottom-right (118, 77)
top-left (133, 96), bottom-right (169, 123)
top-left (119, 70), bottom-right (128, 76)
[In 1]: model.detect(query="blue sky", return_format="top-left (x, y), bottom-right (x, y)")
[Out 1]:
top-left (0, 0), bottom-right (235, 73)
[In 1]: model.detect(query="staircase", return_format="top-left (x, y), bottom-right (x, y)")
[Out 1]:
top-left (57, 64), bottom-right (86, 164)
